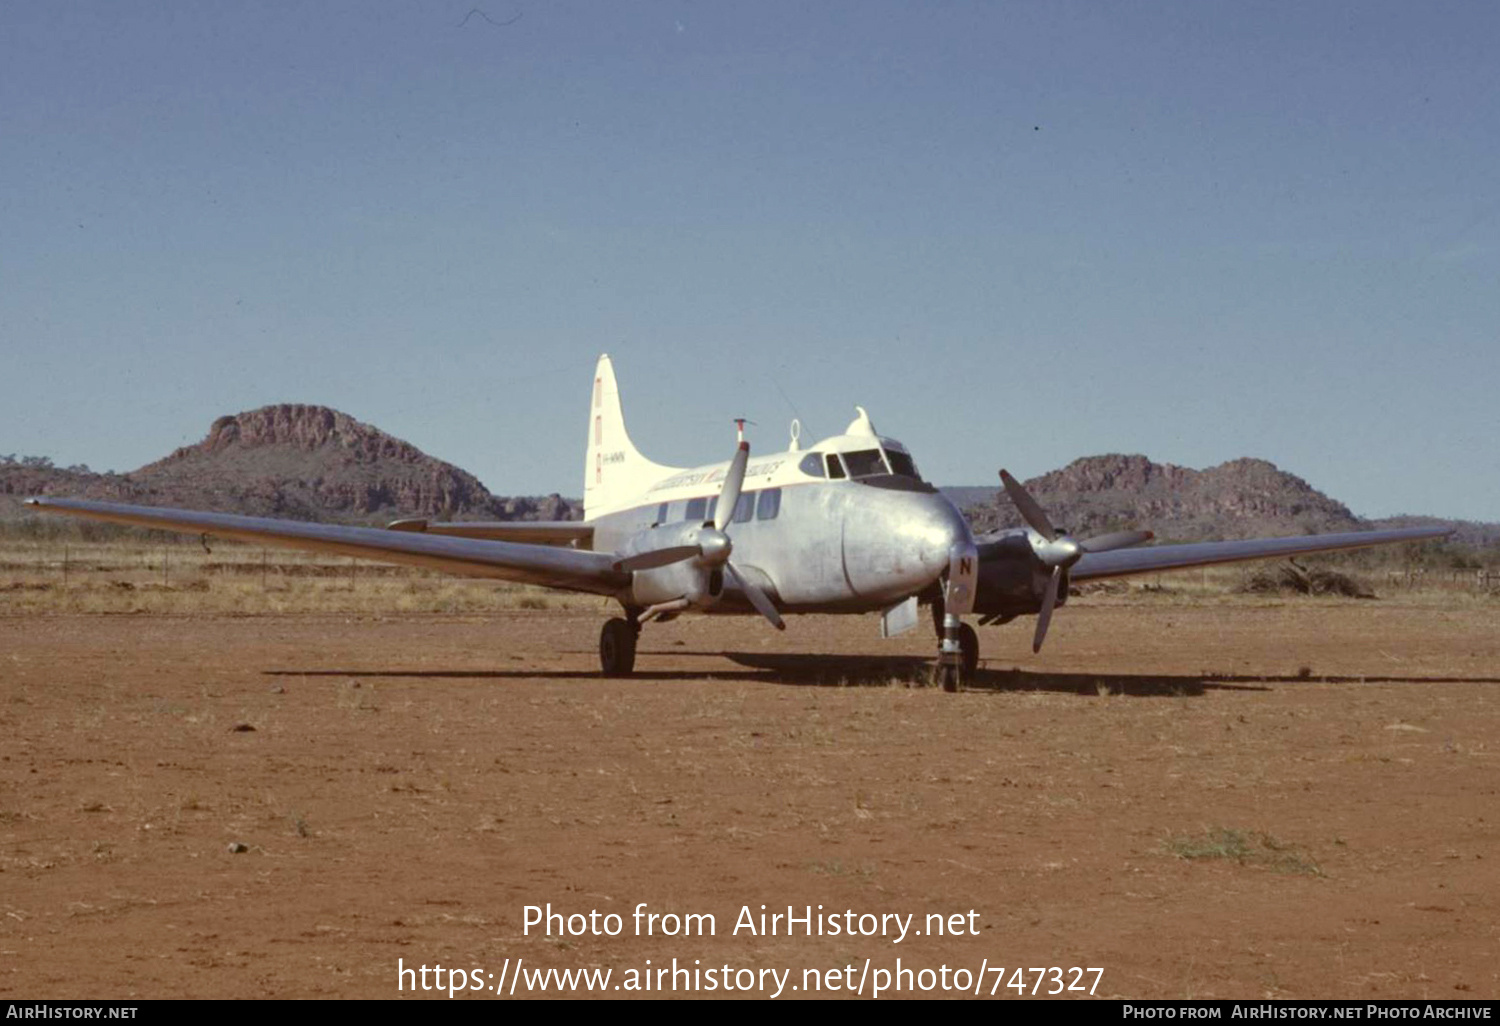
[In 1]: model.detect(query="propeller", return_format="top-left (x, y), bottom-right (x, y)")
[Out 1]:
top-left (715, 440), bottom-right (749, 533)
top-left (998, 469), bottom-right (1154, 652)
top-left (612, 546), bottom-right (703, 572)
top-left (615, 430), bottom-right (784, 630)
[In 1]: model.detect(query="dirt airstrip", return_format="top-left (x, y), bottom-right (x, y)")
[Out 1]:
top-left (2, 600), bottom-right (1497, 1000)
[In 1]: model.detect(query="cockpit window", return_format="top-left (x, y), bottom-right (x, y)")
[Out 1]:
top-left (885, 449), bottom-right (921, 480)
top-left (798, 452), bottom-right (825, 478)
top-left (841, 449), bottom-right (889, 478)
top-left (825, 453), bottom-right (846, 480)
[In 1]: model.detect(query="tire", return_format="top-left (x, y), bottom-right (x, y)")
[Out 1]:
top-left (936, 663), bottom-right (960, 693)
top-left (958, 623), bottom-right (979, 679)
top-left (599, 618), bottom-right (637, 677)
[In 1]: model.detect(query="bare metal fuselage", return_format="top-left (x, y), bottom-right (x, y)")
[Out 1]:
top-left (588, 476), bottom-right (971, 616)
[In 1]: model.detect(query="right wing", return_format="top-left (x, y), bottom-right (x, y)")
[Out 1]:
top-left (26, 498), bottom-right (628, 596)
top-left (1069, 526), bottom-right (1451, 581)
top-left (386, 518), bottom-right (593, 547)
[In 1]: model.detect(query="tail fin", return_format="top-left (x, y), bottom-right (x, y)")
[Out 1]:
top-left (584, 354), bottom-right (682, 520)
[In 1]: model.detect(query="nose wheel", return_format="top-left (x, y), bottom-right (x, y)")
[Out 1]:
top-left (932, 617), bottom-right (979, 692)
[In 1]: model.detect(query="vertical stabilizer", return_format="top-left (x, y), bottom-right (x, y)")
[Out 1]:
top-left (584, 354), bottom-right (681, 520)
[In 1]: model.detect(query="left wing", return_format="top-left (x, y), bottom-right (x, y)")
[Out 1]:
top-left (1069, 526), bottom-right (1450, 581)
top-left (25, 498), bottom-right (628, 596)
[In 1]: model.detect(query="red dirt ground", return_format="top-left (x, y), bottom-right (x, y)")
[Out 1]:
top-left (2, 601), bottom-right (1497, 999)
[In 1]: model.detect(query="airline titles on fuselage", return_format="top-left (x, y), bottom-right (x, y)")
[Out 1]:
top-left (650, 460), bottom-right (788, 494)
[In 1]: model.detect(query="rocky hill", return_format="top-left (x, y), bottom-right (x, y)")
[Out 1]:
top-left (963, 453), bottom-right (1394, 541)
top-left (0, 405), bottom-right (580, 525)
top-left (6, 424), bottom-right (1493, 553)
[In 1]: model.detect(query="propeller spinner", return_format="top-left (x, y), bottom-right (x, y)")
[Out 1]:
top-left (998, 469), bottom-right (1153, 653)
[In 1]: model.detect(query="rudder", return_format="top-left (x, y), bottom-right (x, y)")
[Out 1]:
top-left (584, 354), bottom-right (680, 520)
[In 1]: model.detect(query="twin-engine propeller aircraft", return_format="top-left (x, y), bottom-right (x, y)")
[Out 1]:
top-left (29, 354), bottom-right (1449, 690)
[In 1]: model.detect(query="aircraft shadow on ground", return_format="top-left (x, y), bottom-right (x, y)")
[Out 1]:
top-left (263, 656), bottom-right (1500, 695)
top-left (716, 653), bottom-right (1258, 696)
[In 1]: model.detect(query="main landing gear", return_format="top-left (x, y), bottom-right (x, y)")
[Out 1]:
top-left (599, 616), bottom-right (640, 677)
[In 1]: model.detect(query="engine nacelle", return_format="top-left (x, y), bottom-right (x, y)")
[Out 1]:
top-left (630, 561), bottom-right (725, 609)
top-left (972, 534), bottom-right (1064, 617)
top-left (618, 522), bottom-right (726, 610)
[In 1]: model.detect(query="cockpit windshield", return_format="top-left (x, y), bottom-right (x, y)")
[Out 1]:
top-left (841, 449), bottom-right (888, 478)
top-left (885, 448), bottom-right (920, 480)
top-left (834, 446), bottom-right (924, 482)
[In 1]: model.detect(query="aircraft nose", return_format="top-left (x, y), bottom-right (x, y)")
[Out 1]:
top-left (840, 488), bottom-right (973, 602)
top-left (912, 494), bottom-right (972, 581)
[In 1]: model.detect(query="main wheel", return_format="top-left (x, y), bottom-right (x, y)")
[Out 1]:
top-left (599, 618), bottom-right (637, 677)
top-left (958, 623), bottom-right (979, 679)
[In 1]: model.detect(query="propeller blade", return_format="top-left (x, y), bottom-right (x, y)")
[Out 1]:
top-left (612, 545), bottom-right (702, 573)
top-left (725, 561), bottom-right (785, 630)
top-left (1079, 529), bottom-right (1154, 554)
top-left (1032, 566), bottom-right (1063, 653)
top-left (999, 469), bottom-right (1057, 541)
top-left (715, 441), bottom-right (751, 531)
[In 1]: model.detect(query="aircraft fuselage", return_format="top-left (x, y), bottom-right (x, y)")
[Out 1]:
top-left (588, 446), bottom-right (972, 616)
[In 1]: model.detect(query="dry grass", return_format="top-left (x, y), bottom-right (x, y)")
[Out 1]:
top-left (0, 537), bottom-right (599, 615)
top-left (1079, 564), bottom-right (1499, 608)
top-left (2, 538), bottom-right (1493, 616)
top-left (1164, 827), bottom-right (1323, 876)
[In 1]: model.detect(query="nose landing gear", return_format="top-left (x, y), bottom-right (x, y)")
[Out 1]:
top-left (931, 541), bottom-right (980, 691)
top-left (932, 612), bottom-right (979, 692)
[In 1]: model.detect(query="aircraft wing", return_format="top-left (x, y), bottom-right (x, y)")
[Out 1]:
top-left (386, 518), bottom-right (593, 547)
top-left (1069, 526), bottom-right (1451, 581)
top-left (25, 498), bottom-right (628, 596)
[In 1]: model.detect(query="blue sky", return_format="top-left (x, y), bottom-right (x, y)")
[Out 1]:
top-left (2, 1), bottom-right (1496, 519)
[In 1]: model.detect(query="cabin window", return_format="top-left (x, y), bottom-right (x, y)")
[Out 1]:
top-left (705, 495), bottom-right (718, 523)
top-left (685, 497), bottom-right (707, 522)
top-left (798, 453), bottom-right (825, 478)
top-left (656, 503), bottom-right (668, 525)
top-left (825, 453), bottom-right (846, 479)
top-left (757, 488), bottom-right (781, 521)
top-left (734, 492), bottom-right (755, 523)
top-left (842, 448), bottom-right (889, 478)
top-left (885, 449), bottom-right (920, 480)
